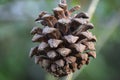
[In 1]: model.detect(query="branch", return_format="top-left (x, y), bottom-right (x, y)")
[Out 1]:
top-left (61, 73), bottom-right (73, 80)
top-left (87, 0), bottom-right (100, 21)
top-left (66, 73), bottom-right (73, 80)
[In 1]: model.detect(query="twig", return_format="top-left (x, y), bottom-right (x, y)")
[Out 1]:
top-left (66, 73), bottom-right (73, 80)
top-left (61, 73), bottom-right (73, 80)
top-left (87, 0), bottom-right (100, 21)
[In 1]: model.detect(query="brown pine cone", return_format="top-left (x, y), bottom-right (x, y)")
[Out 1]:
top-left (29, 1), bottom-right (96, 77)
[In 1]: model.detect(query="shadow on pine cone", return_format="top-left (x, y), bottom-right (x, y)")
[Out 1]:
top-left (29, 1), bottom-right (97, 77)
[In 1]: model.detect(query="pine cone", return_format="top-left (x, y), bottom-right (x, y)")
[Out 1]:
top-left (29, 1), bottom-right (97, 77)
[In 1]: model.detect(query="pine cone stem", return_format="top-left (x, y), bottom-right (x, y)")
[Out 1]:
top-left (59, 73), bottom-right (73, 80)
top-left (64, 73), bottom-right (73, 80)
top-left (60, 0), bottom-right (66, 4)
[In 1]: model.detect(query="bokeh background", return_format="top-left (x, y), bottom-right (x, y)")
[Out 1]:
top-left (0, 0), bottom-right (120, 80)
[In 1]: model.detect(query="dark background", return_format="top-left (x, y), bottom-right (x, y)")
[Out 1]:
top-left (0, 0), bottom-right (120, 80)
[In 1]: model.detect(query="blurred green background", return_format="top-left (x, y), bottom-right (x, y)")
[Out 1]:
top-left (0, 0), bottom-right (120, 80)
